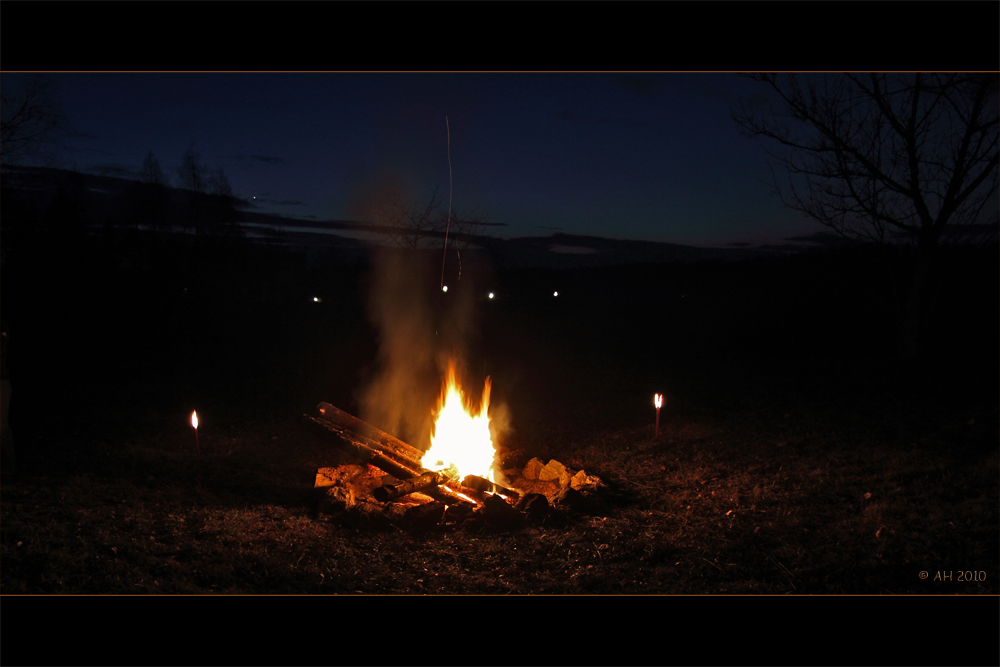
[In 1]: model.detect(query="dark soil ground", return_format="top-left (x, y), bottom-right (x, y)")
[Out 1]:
top-left (1, 246), bottom-right (997, 596)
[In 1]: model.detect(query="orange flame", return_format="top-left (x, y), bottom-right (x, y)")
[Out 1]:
top-left (422, 362), bottom-right (496, 483)
top-left (191, 410), bottom-right (199, 429)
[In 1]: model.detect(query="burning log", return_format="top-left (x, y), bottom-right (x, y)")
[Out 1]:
top-left (302, 407), bottom-right (476, 507)
top-left (426, 483), bottom-right (477, 506)
top-left (462, 475), bottom-right (520, 501)
top-left (373, 468), bottom-right (457, 502)
top-left (442, 481), bottom-right (486, 504)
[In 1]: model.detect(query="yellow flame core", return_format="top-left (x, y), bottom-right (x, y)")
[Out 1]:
top-left (191, 410), bottom-right (199, 429)
top-left (422, 364), bottom-right (496, 483)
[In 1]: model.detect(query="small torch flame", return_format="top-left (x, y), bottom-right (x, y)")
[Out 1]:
top-left (191, 410), bottom-right (200, 454)
top-left (654, 394), bottom-right (662, 439)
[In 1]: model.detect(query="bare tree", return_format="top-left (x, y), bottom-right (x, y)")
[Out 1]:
top-left (207, 167), bottom-right (233, 198)
top-left (205, 167), bottom-right (242, 238)
top-left (176, 145), bottom-right (216, 236)
top-left (373, 185), bottom-right (492, 255)
top-left (132, 150), bottom-right (170, 239)
top-left (176, 145), bottom-right (206, 194)
top-left (140, 150), bottom-right (167, 186)
top-left (734, 73), bottom-right (999, 359)
top-left (0, 75), bottom-right (72, 166)
top-left (372, 186), bottom-right (445, 250)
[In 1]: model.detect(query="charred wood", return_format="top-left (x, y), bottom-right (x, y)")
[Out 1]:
top-left (425, 483), bottom-right (476, 507)
top-left (514, 493), bottom-right (550, 523)
top-left (481, 494), bottom-right (525, 529)
top-left (301, 413), bottom-right (474, 507)
top-left (442, 481), bottom-right (486, 505)
top-left (402, 501), bottom-right (447, 531)
top-left (462, 475), bottom-right (520, 501)
top-left (373, 468), bottom-right (457, 502)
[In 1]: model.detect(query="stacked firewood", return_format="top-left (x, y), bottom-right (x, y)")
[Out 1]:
top-left (302, 402), bottom-right (608, 529)
top-left (302, 403), bottom-right (519, 503)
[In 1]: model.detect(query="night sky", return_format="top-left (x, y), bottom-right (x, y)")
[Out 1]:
top-left (7, 72), bottom-right (825, 249)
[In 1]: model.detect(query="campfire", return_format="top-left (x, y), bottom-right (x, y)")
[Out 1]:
top-left (422, 362), bottom-right (497, 486)
top-left (301, 362), bottom-right (604, 529)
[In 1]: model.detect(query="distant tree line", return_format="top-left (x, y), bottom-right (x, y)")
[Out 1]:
top-left (122, 146), bottom-right (242, 244)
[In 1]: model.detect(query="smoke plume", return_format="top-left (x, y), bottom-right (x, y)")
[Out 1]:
top-left (357, 246), bottom-right (484, 452)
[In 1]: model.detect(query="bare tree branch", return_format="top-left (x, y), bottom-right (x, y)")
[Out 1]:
top-left (373, 185), bottom-right (492, 253)
top-left (734, 73), bottom-right (999, 359)
top-left (0, 75), bottom-right (72, 166)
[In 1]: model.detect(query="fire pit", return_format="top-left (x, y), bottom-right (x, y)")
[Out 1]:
top-left (301, 365), bottom-right (606, 529)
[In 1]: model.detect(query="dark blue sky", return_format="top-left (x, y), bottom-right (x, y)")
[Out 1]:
top-left (19, 72), bottom-right (823, 248)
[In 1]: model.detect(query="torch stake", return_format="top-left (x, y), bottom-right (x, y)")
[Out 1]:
top-left (655, 407), bottom-right (660, 439)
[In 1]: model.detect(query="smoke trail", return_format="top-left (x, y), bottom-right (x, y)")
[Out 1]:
top-left (356, 247), bottom-right (438, 449)
top-left (349, 166), bottom-right (504, 452)
top-left (356, 244), bottom-right (491, 451)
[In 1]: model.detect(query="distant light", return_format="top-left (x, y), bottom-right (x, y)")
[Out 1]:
top-left (488, 292), bottom-right (494, 299)
top-left (442, 286), bottom-right (448, 293)
top-left (313, 297), bottom-right (321, 303)
top-left (553, 291), bottom-right (559, 297)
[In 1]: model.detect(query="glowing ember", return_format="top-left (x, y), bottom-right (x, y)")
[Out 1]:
top-left (191, 410), bottom-right (199, 429)
top-left (422, 362), bottom-right (497, 483)
top-left (453, 491), bottom-right (478, 504)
